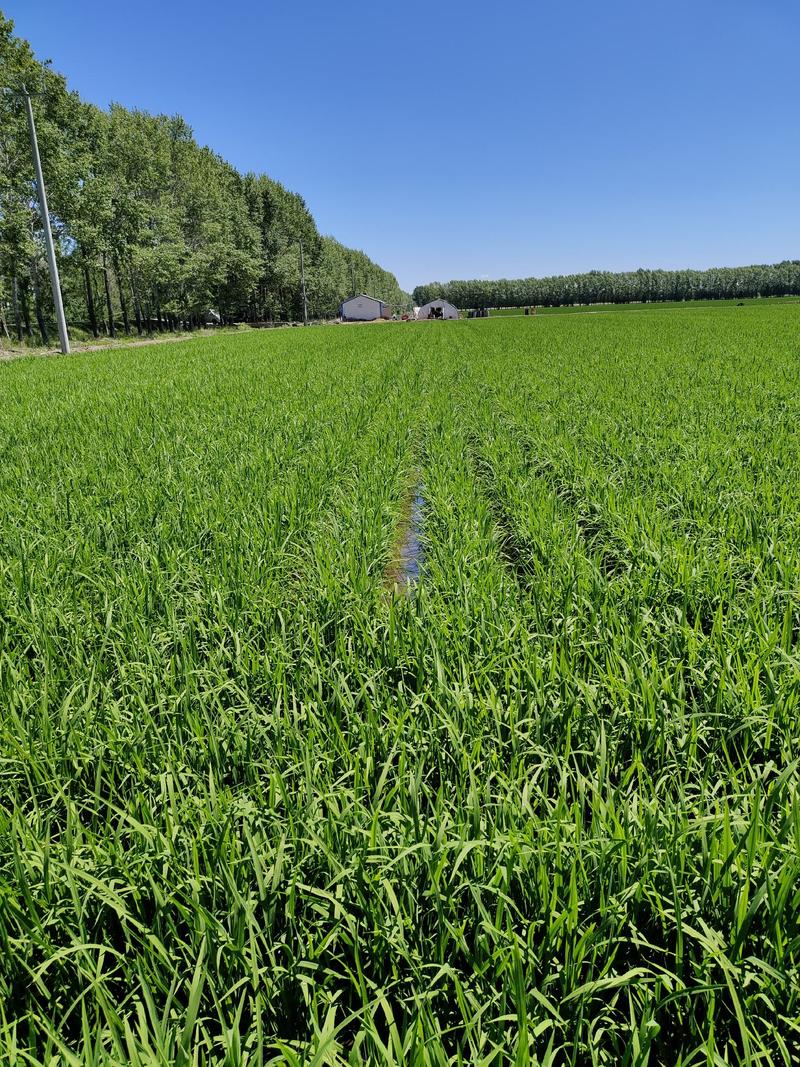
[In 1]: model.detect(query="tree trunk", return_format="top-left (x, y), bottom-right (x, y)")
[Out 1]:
top-left (113, 254), bottom-right (130, 333)
top-left (95, 267), bottom-right (107, 335)
top-left (19, 278), bottom-right (33, 338)
top-left (102, 252), bottom-right (116, 338)
top-left (12, 275), bottom-right (23, 342)
top-left (83, 264), bottom-right (99, 337)
top-left (30, 258), bottom-right (50, 346)
top-left (129, 266), bottom-right (143, 335)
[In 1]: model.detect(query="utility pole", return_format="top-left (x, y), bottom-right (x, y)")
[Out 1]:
top-left (299, 239), bottom-right (308, 325)
top-left (20, 86), bottom-right (70, 354)
top-left (351, 262), bottom-right (356, 297)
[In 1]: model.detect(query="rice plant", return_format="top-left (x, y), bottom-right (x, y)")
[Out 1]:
top-left (0, 306), bottom-right (798, 1064)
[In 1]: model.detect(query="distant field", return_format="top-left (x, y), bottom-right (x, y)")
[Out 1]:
top-left (1, 305), bottom-right (799, 1063)
top-left (487, 294), bottom-right (800, 316)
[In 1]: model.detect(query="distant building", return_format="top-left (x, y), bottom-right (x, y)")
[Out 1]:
top-left (416, 299), bottom-right (459, 320)
top-left (340, 294), bottom-right (391, 321)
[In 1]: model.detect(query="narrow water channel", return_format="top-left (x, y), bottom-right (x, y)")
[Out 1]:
top-left (395, 488), bottom-right (425, 588)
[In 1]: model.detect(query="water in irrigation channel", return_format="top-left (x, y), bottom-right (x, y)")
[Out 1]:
top-left (395, 489), bottom-right (425, 590)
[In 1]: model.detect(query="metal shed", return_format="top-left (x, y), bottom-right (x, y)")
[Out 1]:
top-left (340, 294), bottom-right (391, 321)
top-left (416, 299), bottom-right (459, 320)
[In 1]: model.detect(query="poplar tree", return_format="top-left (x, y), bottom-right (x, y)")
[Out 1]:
top-left (0, 14), bottom-right (407, 343)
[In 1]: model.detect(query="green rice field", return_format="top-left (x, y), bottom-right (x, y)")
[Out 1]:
top-left (1, 305), bottom-right (799, 1064)
top-left (487, 296), bottom-right (800, 317)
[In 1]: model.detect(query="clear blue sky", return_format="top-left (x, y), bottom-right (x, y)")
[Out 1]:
top-left (6, 0), bottom-right (799, 291)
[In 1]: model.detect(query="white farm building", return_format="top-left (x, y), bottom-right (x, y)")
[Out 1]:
top-left (340, 294), bottom-right (391, 321)
top-left (416, 299), bottom-right (459, 320)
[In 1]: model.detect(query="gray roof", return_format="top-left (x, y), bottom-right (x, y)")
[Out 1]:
top-left (342, 294), bottom-right (386, 305)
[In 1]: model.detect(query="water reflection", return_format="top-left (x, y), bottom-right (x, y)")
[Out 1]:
top-left (397, 490), bottom-right (425, 587)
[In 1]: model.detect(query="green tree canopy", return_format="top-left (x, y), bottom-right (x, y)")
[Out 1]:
top-left (0, 13), bottom-right (407, 342)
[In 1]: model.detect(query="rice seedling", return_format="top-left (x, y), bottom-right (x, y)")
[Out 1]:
top-left (0, 305), bottom-right (798, 1064)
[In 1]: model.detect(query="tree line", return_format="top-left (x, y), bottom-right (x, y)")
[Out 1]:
top-left (413, 262), bottom-right (800, 311)
top-left (0, 14), bottom-right (407, 345)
